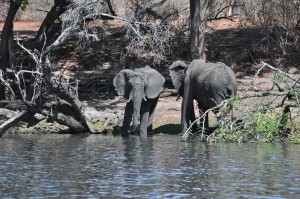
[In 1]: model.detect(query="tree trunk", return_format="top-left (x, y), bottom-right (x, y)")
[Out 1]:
top-left (35, 0), bottom-right (73, 52)
top-left (107, 0), bottom-right (117, 16)
top-left (0, 0), bottom-right (21, 100)
top-left (226, 0), bottom-right (236, 17)
top-left (190, 0), bottom-right (206, 61)
top-left (42, 62), bottom-right (94, 133)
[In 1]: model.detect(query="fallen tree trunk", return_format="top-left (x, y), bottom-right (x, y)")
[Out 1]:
top-left (0, 111), bottom-right (35, 137)
top-left (0, 100), bottom-right (26, 110)
top-left (42, 65), bottom-right (94, 133)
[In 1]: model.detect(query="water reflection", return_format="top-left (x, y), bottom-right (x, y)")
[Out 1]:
top-left (0, 134), bottom-right (299, 198)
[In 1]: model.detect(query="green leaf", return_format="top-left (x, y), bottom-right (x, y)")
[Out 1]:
top-left (21, 0), bottom-right (28, 10)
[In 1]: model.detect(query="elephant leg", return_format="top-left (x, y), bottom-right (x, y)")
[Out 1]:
top-left (140, 100), bottom-right (150, 137)
top-left (199, 109), bottom-right (209, 132)
top-left (181, 97), bottom-right (194, 134)
top-left (204, 111), bottom-right (209, 130)
top-left (122, 101), bottom-right (133, 136)
top-left (147, 97), bottom-right (159, 134)
top-left (189, 102), bottom-right (197, 133)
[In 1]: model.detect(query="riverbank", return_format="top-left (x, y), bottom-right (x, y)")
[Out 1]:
top-left (0, 19), bottom-right (299, 142)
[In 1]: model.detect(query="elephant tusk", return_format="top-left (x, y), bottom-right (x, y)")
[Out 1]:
top-left (126, 97), bottom-right (131, 102)
top-left (143, 97), bottom-right (147, 101)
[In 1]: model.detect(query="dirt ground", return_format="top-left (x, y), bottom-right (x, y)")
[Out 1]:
top-left (0, 19), bottom-right (299, 133)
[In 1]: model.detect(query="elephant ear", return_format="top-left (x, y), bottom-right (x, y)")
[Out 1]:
top-left (169, 60), bottom-right (188, 92)
top-left (144, 66), bottom-right (165, 98)
top-left (113, 69), bottom-right (132, 99)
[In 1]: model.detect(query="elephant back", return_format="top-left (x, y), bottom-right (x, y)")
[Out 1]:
top-left (192, 61), bottom-right (236, 87)
top-left (215, 62), bottom-right (237, 96)
top-left (192, 61), bottom-right (237, 107)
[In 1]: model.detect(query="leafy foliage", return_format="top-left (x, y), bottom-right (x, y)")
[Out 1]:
top-left (20, 0), bottom-right (28, 10)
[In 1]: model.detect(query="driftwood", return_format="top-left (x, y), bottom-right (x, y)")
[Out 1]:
top-left (0, 111), bottom-right (35, 136)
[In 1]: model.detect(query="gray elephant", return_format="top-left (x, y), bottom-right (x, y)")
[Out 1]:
top-left (169, 59), bottom-right (237, 134)
top-left (113, 65), bottom-right (165, 136)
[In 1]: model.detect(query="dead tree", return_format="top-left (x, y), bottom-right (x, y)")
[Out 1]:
top-left (35, 0), bottom-right (74, 52)
top-left (35, 0), bottom-right (116, 51)
top-left (0, 36), bottom-right (94, 137)
top-left (0, 0), bottom-right (118, 136)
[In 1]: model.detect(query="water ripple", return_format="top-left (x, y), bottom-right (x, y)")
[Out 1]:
top-left (0, 135), bottom-right (299, 198)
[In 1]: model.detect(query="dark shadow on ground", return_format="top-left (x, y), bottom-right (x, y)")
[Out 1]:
top-left (206, 27), bottom-right (300, 77)
top-left (153, 124), bottom-right (181, 135)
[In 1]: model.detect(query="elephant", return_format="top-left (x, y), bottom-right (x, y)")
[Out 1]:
top-left (113, 65), bottom-right (165, 136)
top-left (169, 59), bottom-right (237, 134)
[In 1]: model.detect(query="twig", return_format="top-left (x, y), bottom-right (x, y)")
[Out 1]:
top-left (0, 70), bottom-right (16, 100)
top-left (181, 98), bottom-right (231, 141)
top-left (260, 61), bottom-right (300, 84)
top-left (16, 35), bottom-right (40, 64)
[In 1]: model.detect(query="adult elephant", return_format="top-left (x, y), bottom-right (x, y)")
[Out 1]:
top-left (113, 65), bottom-right (165, 136)
top-left (169, 59), bottom-right (237, 134)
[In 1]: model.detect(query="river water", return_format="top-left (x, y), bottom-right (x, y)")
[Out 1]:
top-left (0, 134), bottom-right (299, 198)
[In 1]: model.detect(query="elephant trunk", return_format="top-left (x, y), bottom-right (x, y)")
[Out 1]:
top-left (131, 89), bottom-right (144, 134)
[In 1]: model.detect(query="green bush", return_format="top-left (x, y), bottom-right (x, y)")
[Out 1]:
top-left (251, 111), bottom-right (281, 140)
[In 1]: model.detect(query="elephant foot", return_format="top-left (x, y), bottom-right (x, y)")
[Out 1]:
top-left (139, 131), bottom-right (148, 138)
top-left (121, 132), bottom-right (129, 137)
top-left (181, 133), bottom-right (196, 142)
top-left (131, 131), bottom-right (140, 135)
top-left (146, 132), bottom-right (155, 136)
top-left (207, 127), bottom-right (217, 135)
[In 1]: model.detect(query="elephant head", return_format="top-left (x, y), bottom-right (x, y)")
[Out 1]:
top-left (169, 60), bottom-right (188, 96)
top-left (113, 65), bottom-right (165, 133)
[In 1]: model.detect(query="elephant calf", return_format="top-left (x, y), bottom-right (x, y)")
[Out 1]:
top-left (113, 65), bottom-right (165, 136)
top-left (169, 59), bottom-right (237, 134)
